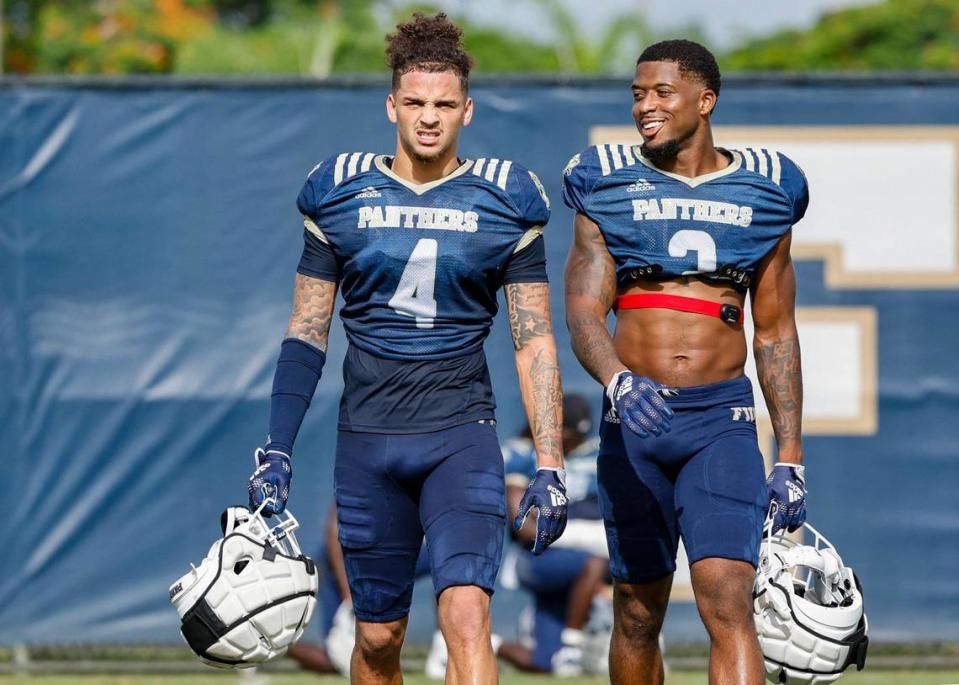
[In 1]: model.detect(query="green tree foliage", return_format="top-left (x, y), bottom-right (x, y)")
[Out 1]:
top-left (723, 0), bottom-right (959, 70)
top-left (4, 0), bottom-right (216, 74)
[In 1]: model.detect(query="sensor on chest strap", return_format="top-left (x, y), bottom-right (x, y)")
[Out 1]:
top-left (616, 293), bottom-right (744, 325)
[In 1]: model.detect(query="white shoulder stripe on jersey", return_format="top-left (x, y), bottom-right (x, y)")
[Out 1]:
top-left (496, 160), bottom-right (512, 190)
top-left (360, 152), bottom-right (375, 173)
top-left (303, 216), bottom-right (330, 244)
top-left (333, 153), bottom-right (348, 185)
top-left (473, 158), bottom-right (487, 178)
top-left (742, 148), bottom-right (756, 172)
top-left (622, 145), bottom-right (637, 166)
top-left (770, 150), bottom-right (782, 185)
top-left (597, 144), bottom-right (612, 176)
top-left (757, 148), bottom-right (769, 177)
top-left (512, 226), bottom-right (543, 254)
top-left (485, 158), bottom-right (500, 183)
top-left (347, 152), bottom-right (361, 178)
top-left (610, 145), bottom-right (625, 171)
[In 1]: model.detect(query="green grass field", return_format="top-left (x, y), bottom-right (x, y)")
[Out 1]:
top-left (1, 673), bottom-right (959, 685)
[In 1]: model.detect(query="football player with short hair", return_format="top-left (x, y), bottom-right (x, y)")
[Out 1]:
top-left (563, 39), bottom-right (808, 684)
top-left (247, 13), bottom-right (566, 685)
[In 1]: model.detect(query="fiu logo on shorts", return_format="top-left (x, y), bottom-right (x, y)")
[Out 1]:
top-left (731, 406), bottom-right (756, 423)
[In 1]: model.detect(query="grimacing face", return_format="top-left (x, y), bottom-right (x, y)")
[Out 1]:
top-left (631, 60), bottom-right (716, 162)
top-left (387, 69), bottom-right (473, 164)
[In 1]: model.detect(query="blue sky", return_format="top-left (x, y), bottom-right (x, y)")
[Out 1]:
top-left (433, 0), bottom-right (877, 50)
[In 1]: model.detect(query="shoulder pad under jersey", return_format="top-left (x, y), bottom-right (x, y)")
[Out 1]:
top-left (562, 143), bottom-right (639, 215)
top-left (470, 158), bottom-right (550, 252)
top-left (296, 152), bottom-right (379, 243)
top-left (737, 147), bottom-right (810, 225)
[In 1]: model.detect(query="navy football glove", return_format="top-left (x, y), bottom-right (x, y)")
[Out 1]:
top-left (248, 447), bottom-right (292, 516)
top-left (514, 468), bottom-right (568, 555)
top-left (606, 370), bottom-right (674, 438)
top-left (767, 463), bottom-right (806, 534)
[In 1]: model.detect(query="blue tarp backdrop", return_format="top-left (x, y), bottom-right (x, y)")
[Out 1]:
top-left (1, 77), bottom-right (958, 644)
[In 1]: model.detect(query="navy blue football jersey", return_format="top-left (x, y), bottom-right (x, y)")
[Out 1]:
top-left (298, 153), bottom-right (550, 360)
top-left (295, 153), bottom-right (550, 433)
top-left (562, 144), bottom-right (808, 290)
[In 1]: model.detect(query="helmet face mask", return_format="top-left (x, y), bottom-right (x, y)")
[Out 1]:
top-left (753, 521), bottom-right (868, 685)
top-left (169, 502), bottom-right (318, 669)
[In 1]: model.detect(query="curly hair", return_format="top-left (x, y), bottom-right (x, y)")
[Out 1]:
top-left (637, 39), bottom-right (721, 97)
top-left (386, 13), bottom-right (473, 92)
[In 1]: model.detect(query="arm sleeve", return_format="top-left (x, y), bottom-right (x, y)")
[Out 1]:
top-left (296, 228), bottom-right (339, 281)
top-left (503, 234), bottom-right (547, 284)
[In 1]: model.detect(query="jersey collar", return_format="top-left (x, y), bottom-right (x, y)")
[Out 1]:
top-left (374, 155), bottom-right (475, 195)
top-left (633, 146), bottom-right (742, 188)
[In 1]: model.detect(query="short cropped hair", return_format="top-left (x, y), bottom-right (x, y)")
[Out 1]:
top-left (386, 13), bottom-right (473, 92)
top-left (637, 39), bottom-right (721, 97)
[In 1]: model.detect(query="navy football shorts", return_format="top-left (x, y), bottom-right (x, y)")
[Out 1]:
top-left (598, 375), bottom-right (767, 584)
top-left (334, 421), bottom-right (506, 622)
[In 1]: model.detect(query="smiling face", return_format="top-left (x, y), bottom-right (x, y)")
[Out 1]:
top-left (387, 69), bottom-right (472, 166)
top-left (631, 60), bottom-right (716, 165)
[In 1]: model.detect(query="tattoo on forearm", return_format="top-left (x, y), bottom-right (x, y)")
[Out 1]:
top-left (506, 282), bottom-right (554, 351)
top-left (530, 347), bottom-right (563, 464)
top-left (564, 218), bottom-right (621, 384)
top-left (286, 275), bottom-right (336, 351)
top-left (755, 336), bottom-right (803, 446)
top-left (564, 222), bottom-right (617, 305)
top-left (566, 312), bottom-right (618, 385)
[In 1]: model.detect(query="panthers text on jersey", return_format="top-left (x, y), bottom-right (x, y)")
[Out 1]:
top-left (562, 144), bottom-right (808, 291)
top-left (296, 153), bottom-right (551, 433)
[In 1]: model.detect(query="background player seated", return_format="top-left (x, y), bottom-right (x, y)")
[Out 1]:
top-left (497, 394), bottom-right (612, 677)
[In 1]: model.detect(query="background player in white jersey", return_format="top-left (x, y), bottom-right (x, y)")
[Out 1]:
top-left (563, 40), bottom-right (809, 684)
top-left (246, 13), bottom-right (567, 685)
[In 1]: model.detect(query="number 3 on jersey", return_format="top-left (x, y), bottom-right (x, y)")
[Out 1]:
top-left (669, 229), bottom-right (717, 274)
top-left (389, 238), bottom-right (438, 329)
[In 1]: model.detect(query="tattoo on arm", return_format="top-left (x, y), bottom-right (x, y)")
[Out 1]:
top-left (286, 274), bottom-right (337, 352)
top-left (506, 282), bottom-right (553, 351)
top-left (564, 214), bottom-right (622, 385)
top-left (755, 336), bottom-right (803, 449)
top-left (529, 347), bottom-right (563, 465)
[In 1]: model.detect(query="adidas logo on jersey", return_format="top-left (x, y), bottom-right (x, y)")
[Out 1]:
top-left (355, 186), bottom-right (381, 199)
top-left (731, 406), bottom-right (756, 422)
top-left (627, 178), bottom-right (656, 193)
top-left (603, 407), bottom-right (620, 424)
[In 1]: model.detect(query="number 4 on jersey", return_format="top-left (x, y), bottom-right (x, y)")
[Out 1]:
top-left (389, 238), bottom-right (438, 329)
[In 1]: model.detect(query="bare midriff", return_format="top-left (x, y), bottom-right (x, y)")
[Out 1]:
top-left (614, 277), bottom-right (748, 388)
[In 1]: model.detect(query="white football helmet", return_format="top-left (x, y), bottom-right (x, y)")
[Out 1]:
top-left (753, 520), bottom-right (868, 684)
top-left (169, 502), bottom-right (318, 669)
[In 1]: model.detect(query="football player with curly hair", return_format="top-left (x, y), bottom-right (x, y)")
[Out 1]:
top-left (248, 13), bottom-right (566, 685)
